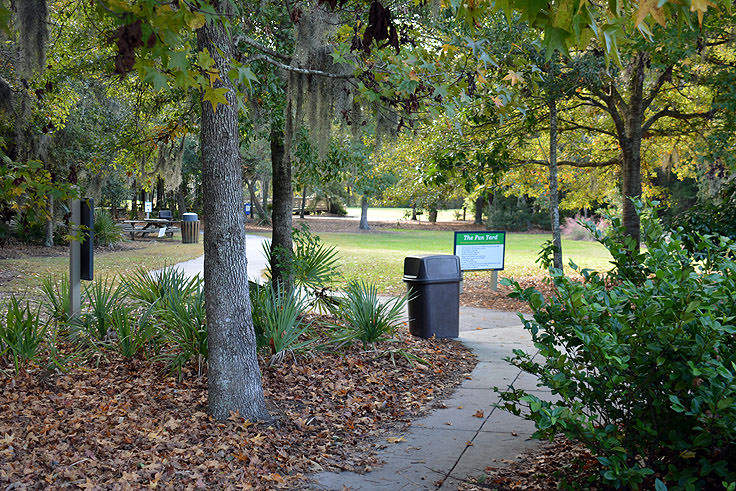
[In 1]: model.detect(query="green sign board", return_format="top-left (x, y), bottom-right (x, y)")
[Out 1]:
top-left (453, 231), bottom-right (506, 271)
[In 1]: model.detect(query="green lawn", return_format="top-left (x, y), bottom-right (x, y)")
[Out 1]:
top-left (318, 230), bottom-right (612, 293)
top-left (0, 240), bottom-right (205, 297)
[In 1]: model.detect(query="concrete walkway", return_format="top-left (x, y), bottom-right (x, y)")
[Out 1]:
top-left (310, 309), bottom-right (546, 490)
top-left (171, 240), bottom-right (547, 490)
top-left (174, 234), bottom-right (270, 283)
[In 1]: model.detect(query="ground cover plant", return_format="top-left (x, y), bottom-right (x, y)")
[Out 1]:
top-left (498, 208), bottom-right (736, 489)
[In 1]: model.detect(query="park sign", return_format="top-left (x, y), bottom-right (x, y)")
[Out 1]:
top-left (453, 231), bottom-right (506, 271)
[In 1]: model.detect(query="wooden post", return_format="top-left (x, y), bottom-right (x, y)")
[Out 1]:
top-left (491, 270), bottom-right (498, 291)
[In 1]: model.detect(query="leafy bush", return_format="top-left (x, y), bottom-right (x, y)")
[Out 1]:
top-left (499, 208), bottom-right (736, 489)
top-left (332, 280), bottom-right (407, 349)
top-left (40, 274), bottom-right (71, 325)
top-left (250, 283), bottom-right (313, 364)
top-left (673, 183), bottom-right (736, 253)
top-left (93, 208), bottom-right (124, 247)
top-left (0, 296), bottom-right (46, 371)
top-left (560, 214), bottom-right (610, 241)
top-left (158, 288), bottom-right (208, 377)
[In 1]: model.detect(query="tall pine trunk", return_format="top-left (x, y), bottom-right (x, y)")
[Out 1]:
top-left (359, 195), bottom-right (369, 230)
top-left (43, 194), bottom-right (53, 247)
top-left (197, 6), bottom-right (269, 422)
top-left (548, 100), bottom-right (563, 271)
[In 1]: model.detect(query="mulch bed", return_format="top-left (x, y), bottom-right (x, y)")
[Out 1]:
top-left (0, 330), bottom-right (476, 489)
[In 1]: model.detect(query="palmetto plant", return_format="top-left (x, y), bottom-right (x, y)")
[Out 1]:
top-left (0, 296), bottom-right (46, 371)
top-left (75, 276), bottom-right (122, 341)
top-left (158, 288), bottom-right (208, 378)
top-left (122, 266), bottom-right (202, 308)
top-left (332, 281), bottom-right (407, 350)
top-left (39, 274), bottom-right (71, 325)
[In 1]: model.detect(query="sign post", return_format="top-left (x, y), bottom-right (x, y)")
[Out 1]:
top-left (453, 231), bottom-right (506, 291)
top-left (144, 201), bottom-right (152, 219)
top-left (69, 200), bottom-right (81, 318)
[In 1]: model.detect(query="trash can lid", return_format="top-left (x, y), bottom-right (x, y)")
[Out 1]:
top-left (182, 212), bottom-right (198, 221)
top-left (403, 255), bottom-right (462, 283)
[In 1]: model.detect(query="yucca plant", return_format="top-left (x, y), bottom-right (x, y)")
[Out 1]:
top-left (123, 266), bottom-right (201, 309)
top-left (0, 296), bottom-right (46, 371)
top-left (39, 274), bottom-right (71, 325)
top-left (158, 288), bottom-right (208, 377)
top-left (332, 280), bottom-right (408, 350)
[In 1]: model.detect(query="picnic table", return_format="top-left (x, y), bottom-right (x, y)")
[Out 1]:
top-left (119, 218), bottom-right (180, 240)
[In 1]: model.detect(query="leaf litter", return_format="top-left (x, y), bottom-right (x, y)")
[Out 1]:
top-left (0, 328), bottom-right (475, 489)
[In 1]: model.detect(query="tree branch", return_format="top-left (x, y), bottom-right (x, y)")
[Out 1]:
top-left (642, 107), bottom-right (715, 133)
top-left (233, 35), bottom-right (290, 62)
top-left (642, 66), bottom-right (672, 111)
top-left (558, 118), bottom-right (617, 137)
top-left (241, 54), bottom-right (355, 79)
top-left (513, 158), bottom-right (620, 168)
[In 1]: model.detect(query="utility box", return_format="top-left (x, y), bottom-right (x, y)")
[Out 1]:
top-left (403, 255), bottom-right (462, 338)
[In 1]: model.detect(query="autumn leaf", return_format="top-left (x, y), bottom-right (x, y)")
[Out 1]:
top-left (635, 0), bottom-right (666, 27)
top-left (473, 409), bottom-right (485, 418)
top-left (386, 436), bottom-right (406, 443)
top-left (202, 87), bottom-right (229, 112)
top-left (503, 69), bottom-right (523, 86)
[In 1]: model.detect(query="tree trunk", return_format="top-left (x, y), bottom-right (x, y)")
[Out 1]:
top-left (620, 54), bottom-right (645, 249)
top-left (428, 208), bottom-right (438, 222)
top-left (270, 123), bottom-right (292, 288)
top-left (548, 100), bottom-right (563, 271)
top-left (44, 193), bottom-right (53, 247)
top-left (132, 180), bottom-right (138, 215)
top-left (197, 7), bottom-right (269, 422)
top-left (299, 187), bottom-right (307, 219)
top-left (474, 195), bottom-right (484, 224)
top-left (359, 195), bottom-right (370, 230)
top-left (246, 180), bottom-right (268, 222)
top-left (156, 176), bottom-right (164, 209)
top-left (411, 202), bottom-right (417, 220)
top-left (261, 176), bottom-right (269, 218)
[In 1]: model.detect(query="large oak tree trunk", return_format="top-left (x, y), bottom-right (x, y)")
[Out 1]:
top-left (197, 6), bottom-right (269, 422)
top-left (270, 124), bottom-right (292, 288)
top-left (548, 100), bottom-right (563, 271)
top-left (474, 195), bottom-right (484, 225)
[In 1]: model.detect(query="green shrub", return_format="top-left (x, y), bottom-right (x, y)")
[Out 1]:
top-left (158, 288), bottom-right (207, 377)
top-left (332, 280), bottom-right (407, 349)
top-left (251, 283), bottom-right (313, 364)
top-left (74, 276), bottom-right (122, 341)
top-left (40, 274), bottom-right (72, 325)
top-left (109, 304), bottom-right (159, 359)
top-left (122, 266), bottom-right (202, 308)
top-left (498, 207), bottom-right (736, 489)
top-left (264, 223), bottom-right (341, 291)
top-left (0, 296), bottom-right (46, 371)
top-left (93, 208), bottom-right (124, 247)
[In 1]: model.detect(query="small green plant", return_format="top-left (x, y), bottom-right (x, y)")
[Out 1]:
top-left (498, 205), bottom-right (736, 489)
top-left (75, 276), bottom-right (122, 341)
top-left (93, 208), bottom-right (124, 247)
top-left (122, 266), bottom-right (201, 308)
top-left (158, 288), bottom-right (208, 377)
top-left (332, 280), bottom-right (407, 349)
top-left (109, 304), bottom-right (158, 358)
top-left (254, 283), bottom-right (313, 365)
top-left (39, 274), bottom-right (71, 324)
top-left (264, 223), bottom-right (341, 291)
top-left (0, 296), bottom-right (46, 371)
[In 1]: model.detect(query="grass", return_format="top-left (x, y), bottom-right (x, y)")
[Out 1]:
top-left (0, 240), bottom-right (204, 298)
top-left (317, 230), bottom-right (612, 293)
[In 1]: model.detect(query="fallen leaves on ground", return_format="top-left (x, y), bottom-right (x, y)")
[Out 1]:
top-left (458, 436), bottom-right (603, 490)
top-left (0, 329), bottom-right (476, 489)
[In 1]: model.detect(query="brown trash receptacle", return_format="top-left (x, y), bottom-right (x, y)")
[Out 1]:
top-left (181, 213), bottom-right (199, 244)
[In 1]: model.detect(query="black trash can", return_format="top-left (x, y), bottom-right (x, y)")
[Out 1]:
top-left (181, 212), bottom-right (199, 244)
top-left (403, 255), bottom-right (462, 338)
